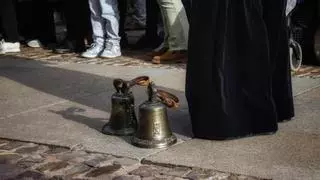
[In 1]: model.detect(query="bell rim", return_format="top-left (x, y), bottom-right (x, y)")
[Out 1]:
top-left (102, 125), bottom-right (136, 136)
top-left (131, 135), bottom-right (177, 149)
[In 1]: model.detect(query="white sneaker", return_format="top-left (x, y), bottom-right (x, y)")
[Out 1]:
top-left (100, 42), bottom-right (121, 58)
top-left (81, 43), bottom-right (104, 58)
top-left (27, 39), bottom-right (42, 48)
top-left (0, 40), bottom-right (20, 54)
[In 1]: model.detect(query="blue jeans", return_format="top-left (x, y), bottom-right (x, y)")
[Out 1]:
top-left (89, 0), bottom-right (121, 46)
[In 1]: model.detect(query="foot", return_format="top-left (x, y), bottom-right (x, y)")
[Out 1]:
top-left (146, 43), bottom-right (168, 57)
top-left (27, 39), bottom-right (42, 48)
top-left (81, 43), bottom-right (104, 58)
top-left (53, 40), bottom-right (85, 54)
top-left (0, 40), bottom-right (20, 54)
top-left (152, 50), bottom-right (187, 64)
top-left (100, 42), bottom-right (121, 58)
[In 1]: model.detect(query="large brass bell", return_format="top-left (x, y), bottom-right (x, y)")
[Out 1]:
top-left (132, 82), bottom-right (179, 148)
top-left (102, 76), bottom-right (149, 136)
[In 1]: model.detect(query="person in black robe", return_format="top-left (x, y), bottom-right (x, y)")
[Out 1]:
top-left (186, 0), bottom-right (295, 140)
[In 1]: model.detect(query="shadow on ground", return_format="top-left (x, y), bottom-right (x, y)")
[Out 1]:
top-left (0, 55), bottom-right (192, 139)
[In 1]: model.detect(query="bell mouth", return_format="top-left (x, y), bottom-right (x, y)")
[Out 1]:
top-left (131, 135), bottom-right (177, 149)
top-left (102, 124), bottom-right (136, 136)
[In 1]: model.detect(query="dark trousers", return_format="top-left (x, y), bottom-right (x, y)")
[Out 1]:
top-left (64, 0), bottom-right (91, 48)
top-left (118, 0), bottom-right (127, 40)
top-left (17, 0), bottom-right (56, 45)
top-left (292, 0), bottom-right (320, 65)
top-left (146, 0), bottom-right (160, 37)
top-left (0, 0), bottom-right (19, 42)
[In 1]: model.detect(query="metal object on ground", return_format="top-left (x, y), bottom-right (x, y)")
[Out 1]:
top-left (102, 76), bottom-right (150, 136)
top-left (132, 82), bottom-right (179, 149)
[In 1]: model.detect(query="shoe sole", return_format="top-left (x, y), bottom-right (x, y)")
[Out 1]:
top-left (100, 54), bottom-right (122, 59)
top-left (0, 49), bottom-right (21, 54)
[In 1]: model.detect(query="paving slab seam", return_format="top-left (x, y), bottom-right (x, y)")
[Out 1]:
top-left (4, 100), bottom-right (68, 119)
top-left (140, 159), bottom-right (267, 180)
top-left (2, 88), bottom-right (114, 119)
top-left (294, 84), bottom-right (320, 97)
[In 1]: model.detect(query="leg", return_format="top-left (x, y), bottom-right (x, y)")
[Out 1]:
top-left (100, 0), bottom-right (121, 45)
top-left (134, 0), bottom-right (162, 49)
top-left (32, 0), bottom-right (56, 46)
top-left (99, 0), bottom-right (122, 58)
top-left (80, 0), bottom-right (105, 58)
top-left (132, 0), bottom-right (146, 26)
top-left (0, 0), bottom-right (20, 54)
top-left (152, 0), bottom-right (189, 63)
top-left (0, 0), bottom-right (19, 42)
top-left (156, 0), bottom-right (189, 51)
top-left (118, 0), bottom-right (128, 48)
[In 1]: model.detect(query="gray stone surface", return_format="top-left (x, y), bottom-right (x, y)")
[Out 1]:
top-left (0, 61), bottom-right (190, 159)
top-left (145, 88), bottom-right (320, 180)
top-left (0, 57), bottom-right (319, 180)
top-left (292, 77), bottom-right (320, 96)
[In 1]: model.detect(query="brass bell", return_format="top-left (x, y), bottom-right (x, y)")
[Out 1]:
top-left (102, 76), bottom-right (150, 136)
top-left (132, 82), bottom-right (179, 148)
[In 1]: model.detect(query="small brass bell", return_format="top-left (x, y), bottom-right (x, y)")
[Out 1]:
top-left (132, 82), bottom-right (179, 148)
top-left (102, 76), bottom-right (150, 136)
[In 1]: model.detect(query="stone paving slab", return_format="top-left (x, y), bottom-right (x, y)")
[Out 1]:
top-left (144, 88), bottom-right (320, 180)
top-left (0, 139), bottom-right (261, 180)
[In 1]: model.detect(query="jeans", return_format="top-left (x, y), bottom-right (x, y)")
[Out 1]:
top-left (157, 0), bottom-right (189, 51)
top-left (89, 0), bottom-right (121, 46)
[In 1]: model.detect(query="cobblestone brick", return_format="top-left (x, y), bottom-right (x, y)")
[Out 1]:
top-left (0, 141), bottom-right (26, 150)
top-left (13, 170), bottom-right (47, 180)
top-left (186, 168), bottom-right (216, 180)
top-left (0, 153), bottom-right (23, 164)
top-left (0, 139), bottom-right (9, 145)
top-left (56, 151), bottom-right (89, 163)
top-left (84, 154), bottom-right (113, 168)
top-left (64, 164), bottom-right (91, 177)
top-left (130, 166), bottom-right (157, 177)
top-left (113, 175), bottom-right (141, 180)
top-left (37, 161), bottom-right (69, 172)
top-left (113, 157), bottom-right (140, 167)
top-left (0, 164), bottom-right (25, 180)
top-left (44, 147), bottom-right (69, 155)
top-left (16, 155), bottom-right (45, 169)
top-left (15, 145), bottom-right (39, 154)
top-left (86, 164), bottom-right (122, 177)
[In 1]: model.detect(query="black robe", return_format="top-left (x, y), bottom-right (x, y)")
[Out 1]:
top-left (186, 0), bottom-right (295, 140)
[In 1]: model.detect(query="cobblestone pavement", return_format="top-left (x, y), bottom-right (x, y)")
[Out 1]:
top-left (4, 46), bottom-right (186, 71)
top-left (0, 139), bottom-right (262, 180)
top-left (2, 46), bottom-right (320, 78)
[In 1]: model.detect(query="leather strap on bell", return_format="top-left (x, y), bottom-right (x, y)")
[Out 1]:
top-left (157, 89), bottom-right (179, 108)
top-left (130, 76), bottom-right (150, 87)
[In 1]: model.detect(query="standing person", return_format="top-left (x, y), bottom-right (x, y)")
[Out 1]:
top-left (291, 0), bottom-right (320, 65)
top-left (150, 0), bottom-right (189, 64)
top-left (118, 0), bottom-right (128, 48)
top-left (17, 0), bottom-right (56, 48)
top-left (81, 0), bottom-right (121, 58)
top-left (54, 0), bottom-right (92, 53)
top-left (0, 0), bottom-right (20, 54)
top-left (134, 0), bottom-right (163, 49)
top-left (186, 0), bottom-right (295, 140)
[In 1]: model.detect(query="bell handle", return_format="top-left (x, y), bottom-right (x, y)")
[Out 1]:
top-left (129, 76), bottom-right (150, 87)
top-left (113, 79), bottom-right (124, 93)
top-left (157, 89), bottom-right (179, 108)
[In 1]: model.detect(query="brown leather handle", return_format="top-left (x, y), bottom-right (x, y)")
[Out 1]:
top-left (157, 89), bottom-right (179, 108)
top-left (130, 76), bottom-right (150, 87)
